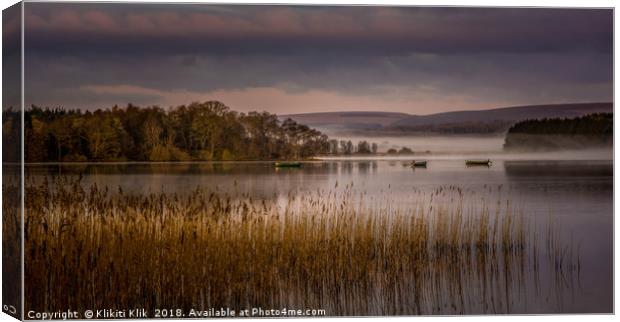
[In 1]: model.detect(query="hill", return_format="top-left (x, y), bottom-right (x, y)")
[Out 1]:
top-left (390, 102), bottom-right (612, 128)
top-left (282, 102), bottom-right (613, 135)
top-left (278, 111), bottom-right (410, 132)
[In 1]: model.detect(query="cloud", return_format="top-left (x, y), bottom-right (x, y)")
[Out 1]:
top-left (25, 50), bottom-right (612, 95)
top-left (59, 79), bottom-right (609, 115)
top-left (21, 3), bottom-right (613, 113)
top-left (73, 84), bottom-right (505, 114)
top-left (24, 4), bottom-right (612, 55)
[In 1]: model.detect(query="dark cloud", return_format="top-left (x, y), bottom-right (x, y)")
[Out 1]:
top-left (21, 3), bottom-right (613, 113)
top-left (25, 5), bottom-right (612, 55)
top-left (3, 3), bottom-right (22, 110)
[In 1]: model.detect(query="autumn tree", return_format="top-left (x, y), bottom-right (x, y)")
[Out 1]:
top-left (22, 101), bottom-right (332, 162)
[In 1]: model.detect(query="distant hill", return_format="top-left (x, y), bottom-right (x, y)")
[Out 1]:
top-left (282, 102), bottom-right (613, 135)
top-left (390, 102), bottom-right (612, 128)
top-left (278, 111), bottom-right (410, 132)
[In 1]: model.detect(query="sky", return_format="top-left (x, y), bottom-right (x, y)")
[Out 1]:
top-left (21, 3), bottom-right (613, 115)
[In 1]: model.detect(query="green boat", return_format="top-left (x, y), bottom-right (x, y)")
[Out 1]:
top-left (275, 162), bottom-right (302, 168)
top-left (465, 159), bottom-right (492, 166)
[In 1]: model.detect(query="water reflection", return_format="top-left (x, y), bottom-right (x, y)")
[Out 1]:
top-left (504, 160), bottom-right (613, 177)
top-left (23, 159), bottom-right (612, 313)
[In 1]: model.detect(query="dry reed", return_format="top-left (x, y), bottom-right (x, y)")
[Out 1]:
top-left (18, 176), bottom-right (579, 315)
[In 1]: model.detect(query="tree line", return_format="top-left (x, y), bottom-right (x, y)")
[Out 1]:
top-left (503, 113), bottom-right (613, 150)
top-left (327, 139), bottom-right (379, 155)
top-left (506, 113), bottom-right (612, 136)
top-left (13, 102), bottom-right (388, 162)
top-left (20, 101), bottom-right (335, 162)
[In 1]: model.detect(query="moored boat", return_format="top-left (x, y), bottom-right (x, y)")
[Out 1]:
top-left (409, 160), bottom-right (427, 167)
top-left (275, 162), bottom-right (302, 168)
top-left (465, 159), bottom-right (492, 166)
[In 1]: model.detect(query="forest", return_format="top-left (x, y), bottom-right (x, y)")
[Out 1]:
top-left (3, 101), bottom-right (381, 162)
top-left (506, 113), bottom-right (612, 135)
top-left (503, 113), bottom-right (612, 150)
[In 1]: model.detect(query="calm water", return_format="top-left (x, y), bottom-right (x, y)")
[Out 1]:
top-left (25, 156), bottom-right (613, 314)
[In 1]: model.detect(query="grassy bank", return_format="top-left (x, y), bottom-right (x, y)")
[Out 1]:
top-left (21, 177), bottom-right (578, 315)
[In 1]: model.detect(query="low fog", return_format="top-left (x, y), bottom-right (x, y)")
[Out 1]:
top-left (322, 135), bottom-right (612, 161)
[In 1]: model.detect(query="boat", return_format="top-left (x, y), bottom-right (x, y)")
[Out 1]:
top-left (275, 162), bottom-right (302, 168)
top-left (409, 160), bottom-right (427, 167)
top-left (465, 159), bottom-right (492, 166)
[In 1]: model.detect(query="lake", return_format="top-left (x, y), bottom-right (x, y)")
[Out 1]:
top-left (25, 153), bottom-right (612, 314)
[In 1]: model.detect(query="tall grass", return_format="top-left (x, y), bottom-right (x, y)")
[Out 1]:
top-left (2, 171), bottom-right (21, 314)
top-left (20, 177), bottom-right (579, 315)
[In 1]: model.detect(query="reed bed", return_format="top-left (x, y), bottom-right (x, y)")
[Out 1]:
top-left (20, 177), bottom-right (579, 315)
top-left (3, 173), bottom-right (21, 312)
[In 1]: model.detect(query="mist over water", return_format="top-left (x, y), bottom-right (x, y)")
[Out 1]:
top-left (325, 134), bottom-right (612, 160)
top-left (330, 135), bottom-right (505, 153)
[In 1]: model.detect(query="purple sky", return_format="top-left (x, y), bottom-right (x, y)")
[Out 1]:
top-left (22, 4), bottom-right (613, 115)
